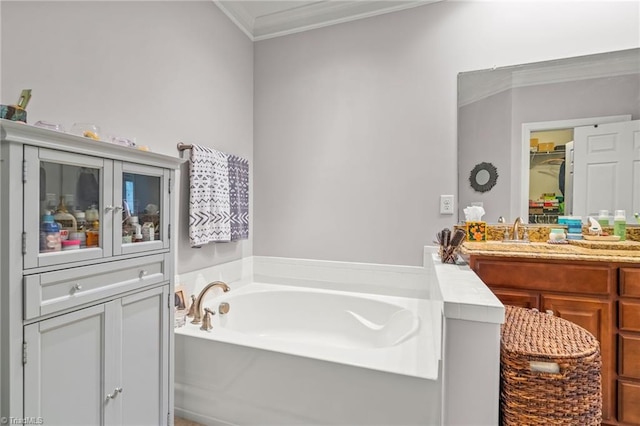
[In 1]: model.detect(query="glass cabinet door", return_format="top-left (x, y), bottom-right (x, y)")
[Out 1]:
top-left (113, 162), bottom-right (169, 256)
top-left (24, 147), bottom-right (113, 269)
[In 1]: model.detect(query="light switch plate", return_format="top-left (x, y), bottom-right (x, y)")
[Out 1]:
top-left (440, 195), bottom-right (454, 214)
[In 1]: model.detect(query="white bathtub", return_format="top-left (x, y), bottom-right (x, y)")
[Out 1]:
top-left (174, 282), bottom-right (442, 425)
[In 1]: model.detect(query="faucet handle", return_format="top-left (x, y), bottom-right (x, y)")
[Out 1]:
top-left (200, 307), bottom-right (214, 331)
top-left (186, 295), bottom-right (197, 317)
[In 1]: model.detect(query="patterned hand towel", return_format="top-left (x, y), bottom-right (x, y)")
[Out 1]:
top-left (189, 145), bottom-right (231, 246)
top-left (227, 154), bottom-right (249, 241)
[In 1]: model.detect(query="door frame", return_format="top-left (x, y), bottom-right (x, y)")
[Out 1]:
top-left (517, 115), bottom-right (632, 221)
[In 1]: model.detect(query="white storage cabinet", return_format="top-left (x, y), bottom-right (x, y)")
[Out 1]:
top-left (0, 119), bottom-right (183, 425)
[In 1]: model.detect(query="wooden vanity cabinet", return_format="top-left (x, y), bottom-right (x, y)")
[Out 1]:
top-left (619, 268), bottom-right (640, 425)
top-left (469, 256), bottom-right (633, 425)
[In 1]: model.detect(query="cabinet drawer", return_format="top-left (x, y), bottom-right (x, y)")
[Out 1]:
top-left (491, 288), bottom-right (539, 309)
top-left (619, 333), bottom-right (640, 379)
top-left (620, 300), bottom-right (640, 332)
top-left (24, 254), bottom-right (167, 320)
top-left (620, 268), bottom-right (640, 298)
top-left (618, 380), bottom-right (640, 425)
top-left (472, 258), bottom-right (613, 295)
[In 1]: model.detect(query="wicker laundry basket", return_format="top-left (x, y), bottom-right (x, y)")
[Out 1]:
top-left (500, 305), bottom-right (602, 425)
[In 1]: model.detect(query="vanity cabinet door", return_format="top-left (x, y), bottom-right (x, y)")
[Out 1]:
top-left (541, 294), bottom-right (615, 421)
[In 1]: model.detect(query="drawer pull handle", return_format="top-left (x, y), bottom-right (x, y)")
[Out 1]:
top-left (106, 387), bottom-right (123, 400)
top-left (105, 205), bottom-right (115, 212)
top-left (139, 270), bottom-right (148, 279)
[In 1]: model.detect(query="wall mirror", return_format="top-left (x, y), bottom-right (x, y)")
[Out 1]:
top-left (457, 48), bottom-right (640, 224)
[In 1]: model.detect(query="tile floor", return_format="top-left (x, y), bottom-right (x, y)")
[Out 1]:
top-left (175, 416), bottom-right (205, 426)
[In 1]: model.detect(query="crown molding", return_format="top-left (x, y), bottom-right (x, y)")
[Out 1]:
top-left (459, 48), bottom-right (640, 107)
top-left (215, 0), bottom-right (441, 41)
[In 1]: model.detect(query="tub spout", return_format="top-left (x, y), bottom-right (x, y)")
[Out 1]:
top-left (191, 281), bottom-right (230, 324)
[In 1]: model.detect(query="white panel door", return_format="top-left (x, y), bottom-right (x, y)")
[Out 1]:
top-left (24, 302), bottom-right (118, 426)
top-left (573, 120), bottom-right (640, 220)
top-left (120, 285), bottom-right (170, 426)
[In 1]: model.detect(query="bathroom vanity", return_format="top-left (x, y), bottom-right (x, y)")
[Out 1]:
top-left (0, 119), bottom-right (183, 425)
top-left (463, 241), bottom-right (640, 425)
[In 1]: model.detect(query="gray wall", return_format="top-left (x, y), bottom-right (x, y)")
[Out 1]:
top-left (2, 1), bottom-right (639, 268)
top-left (458, 90), bottom-right (512, 223)
top-left (254, 1), bottom-right (640, 266)
top-left (1, 1), bottom-right (254, 274)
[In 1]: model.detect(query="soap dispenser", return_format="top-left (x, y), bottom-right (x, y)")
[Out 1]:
top-left (614, 210), bottom-right (626, 240)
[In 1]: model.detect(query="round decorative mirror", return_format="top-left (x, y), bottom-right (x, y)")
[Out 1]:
top-left (469, 162), bottom-right (498, 193)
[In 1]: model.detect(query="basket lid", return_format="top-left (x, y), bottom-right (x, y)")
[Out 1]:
top-left (501, 305), bottom-right (599, 358)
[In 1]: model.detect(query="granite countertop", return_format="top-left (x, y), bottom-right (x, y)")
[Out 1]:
top-left (461, 240), bottom-right (640, 263)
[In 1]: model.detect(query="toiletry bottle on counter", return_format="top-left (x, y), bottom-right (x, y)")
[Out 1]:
top-left (597, 210), bottom-right (610, 227)
top-left (549, 228), bottom-right (566, 242)
top-left (614, 210), bottom-right (626, 241)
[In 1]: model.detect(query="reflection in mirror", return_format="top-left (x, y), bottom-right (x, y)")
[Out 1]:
top-left (476, 170), bottom-right (490, 186)
top-left (458, 48), bottom-right (640, 224)
top-left (469, 162), bottom-right (499, 193)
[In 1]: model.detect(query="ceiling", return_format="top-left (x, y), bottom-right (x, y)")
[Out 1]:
top-left (214, 0), bottom-right (441, 41)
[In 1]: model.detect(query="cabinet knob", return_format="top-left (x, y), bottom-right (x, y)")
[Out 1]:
top-left (73, 283), bottom-right (83, 291)
top-left (139, 270), bottom-right (148, 279)
top-left (105, 205), bottom-right (115, 212)
top-left (114, 206), bottom-right (123, 212)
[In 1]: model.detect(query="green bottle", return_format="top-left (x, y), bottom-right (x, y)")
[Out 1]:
top-left (597, 210), bottom-right (610, 228)
top-left (613, 210), bottom-right (626, 241)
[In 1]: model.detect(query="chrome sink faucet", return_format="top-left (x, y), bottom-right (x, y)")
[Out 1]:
top-left (190, 281), bottom-right (230, 324)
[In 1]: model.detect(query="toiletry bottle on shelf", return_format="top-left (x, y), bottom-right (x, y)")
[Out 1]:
top-left (614, 210), bottom-right (626, 240)
top-left (122, 218), bottom-right (133, 244)
top-left (86, 220), bottom-right (100, 247)
top-left (40, 211), bottom-right (61, 253)
top-left (142, 222), bottom-right (155, 241)
top-left (131, 216), bottom-right (143, 242)
top-left (53, 196), bottom-right (77, 241)
top-left (597, 210), bottom-right (610, 228)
